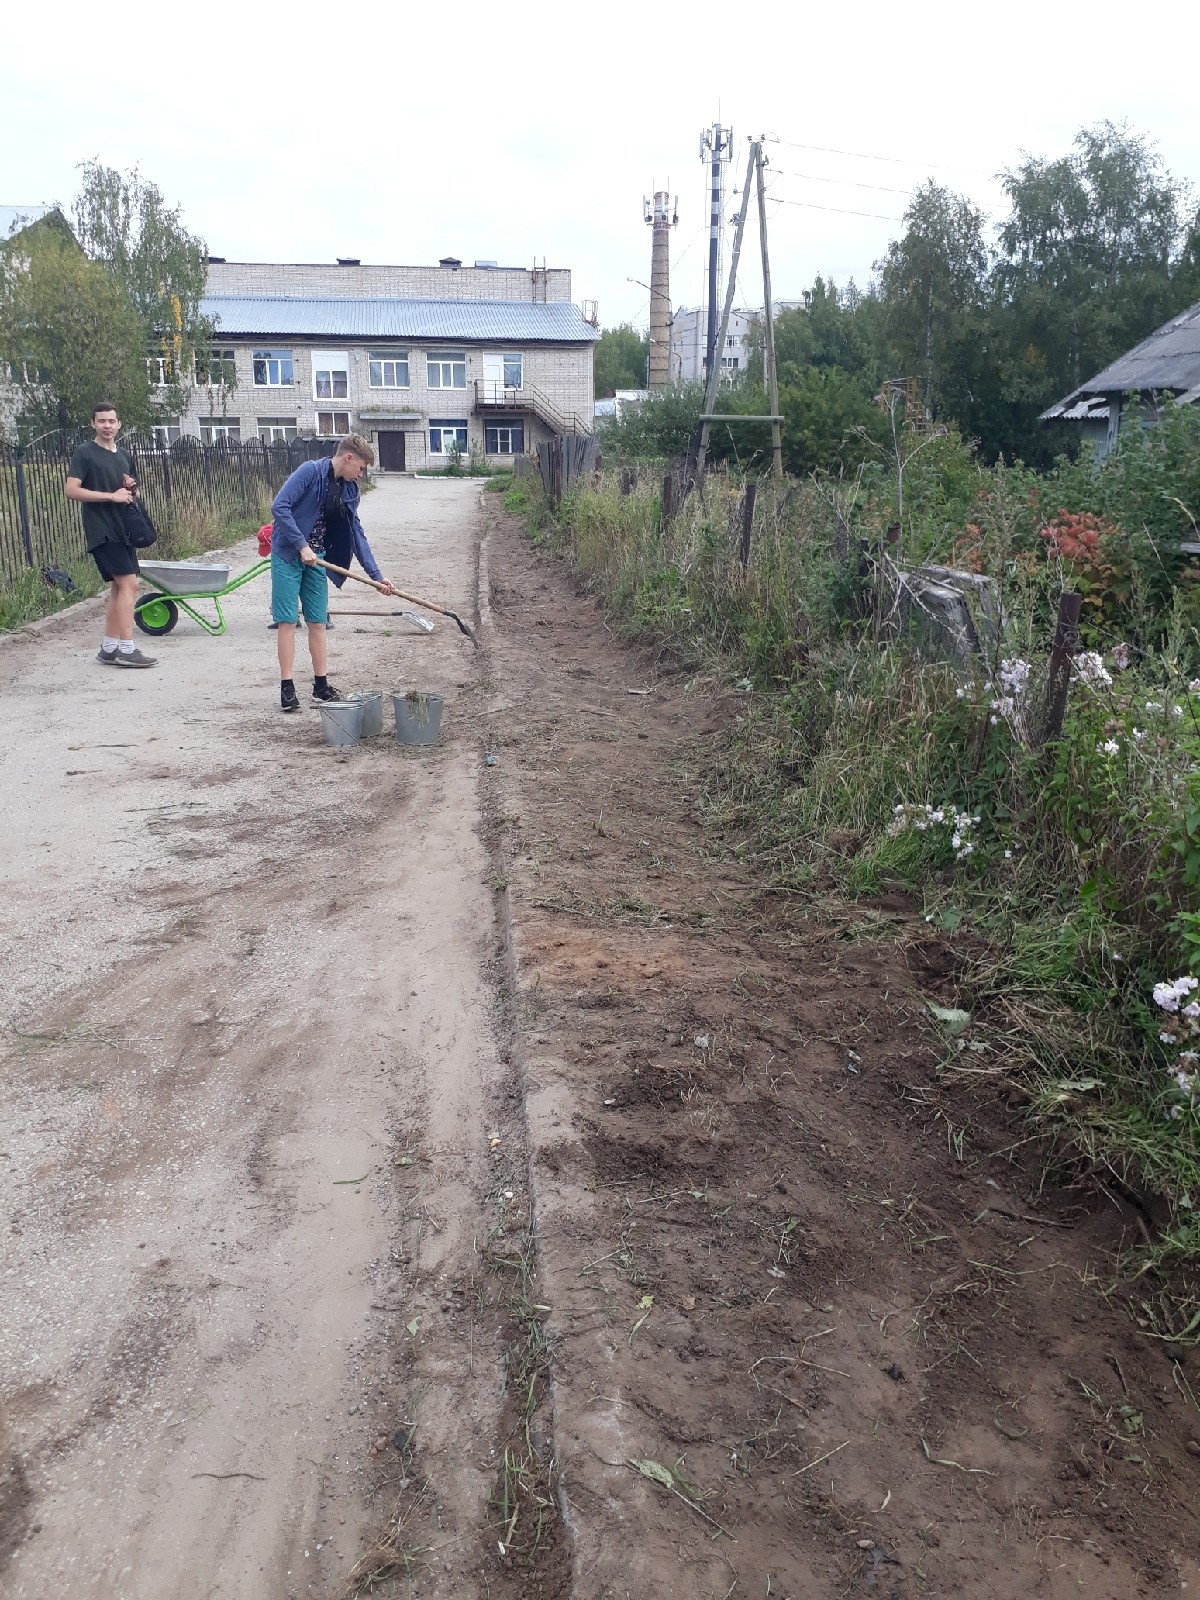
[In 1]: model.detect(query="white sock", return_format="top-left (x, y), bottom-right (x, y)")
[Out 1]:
top-left (118, 639), bottom-right (136, 654)
top-left (102, 636), bottom-right (119, 653)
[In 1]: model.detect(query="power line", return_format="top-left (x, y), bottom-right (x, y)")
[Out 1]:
top-left (764, 134), bottom-right (993, 180)
top-left (769, 194), bottom-right (905, 223)
top-left (768, 165), bottom-right (915, 197)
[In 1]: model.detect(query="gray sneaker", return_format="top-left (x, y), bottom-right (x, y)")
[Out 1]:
top-left (114, 647), bottom-right (157, 668)
top-left (96, 646), bottom-right (119, 665)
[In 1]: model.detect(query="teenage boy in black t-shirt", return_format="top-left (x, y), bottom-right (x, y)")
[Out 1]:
top-left (65, 401), bottom-right (156, 667)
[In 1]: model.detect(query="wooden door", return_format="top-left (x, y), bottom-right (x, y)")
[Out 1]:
top-left (378, 431), bottom-right (405, 472)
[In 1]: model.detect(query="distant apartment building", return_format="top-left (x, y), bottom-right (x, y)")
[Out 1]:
top-left (157, 257), bottom-right (598, 470)
top-left (669, 306), bottom-right (756, 385)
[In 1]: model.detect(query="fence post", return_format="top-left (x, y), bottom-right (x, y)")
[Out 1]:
top-left (161, 449), bottom-right (172, 506)
top-left (662, 472), bottom-right (673, 526)
top-left (14, 454), bottom-right (34, 567)
top-left (201, 447), bottom-right (213, 505)
top-left (236, 444), bottom-right (248, 511)
top-left (1040, 591), bottom-right (1083, 746)
top-left (740, 482), bottom-right (757, 571)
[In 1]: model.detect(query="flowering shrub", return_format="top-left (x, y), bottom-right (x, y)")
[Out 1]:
top-left (889, 802), bottom-right (979, 861)
top-left (1152, 975), bottom-right (1200, 1120)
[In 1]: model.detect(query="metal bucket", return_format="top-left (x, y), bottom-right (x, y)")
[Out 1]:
top-left (392, 692), bottom-right (443, 746)
top-left (319, 699), bottom-right (364, 747)
top-left (349, 691), bottom-right (384, 737)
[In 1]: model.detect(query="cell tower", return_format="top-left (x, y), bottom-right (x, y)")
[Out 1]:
top-left (699, 124), bottom-right (732, 380)
top-left (643, 189), bottom-right (677, 391)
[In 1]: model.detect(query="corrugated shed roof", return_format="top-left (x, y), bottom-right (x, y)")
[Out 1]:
top-left (201, 295), bottom-right (599, 343)
top-left (1042, 299), bottom-right (1200, 418)
top-left (0, 203), bottom-right (55, 239)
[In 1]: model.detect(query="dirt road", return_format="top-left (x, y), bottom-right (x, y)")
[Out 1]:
top-left (0, 477), bottom-right (518, 1598)
top-left (3, 477), bottom-right (1199, 1600)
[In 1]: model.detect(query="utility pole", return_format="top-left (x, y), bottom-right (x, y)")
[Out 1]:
top-left (696, 138), bottom-right (784, 479)
top-left (755, 143), bottom-right (783, 481)
top-left (644, 190), bottom-right (678, 391)
top-left (700, 123), bottom-right (732, 381)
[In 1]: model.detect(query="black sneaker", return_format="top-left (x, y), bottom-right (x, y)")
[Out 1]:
top-left (113, 647), bottom-right (157, 668)
top-left (312, 681), bottom-right (345, 703)
top-left (280, 683), bottom-right (302, 713)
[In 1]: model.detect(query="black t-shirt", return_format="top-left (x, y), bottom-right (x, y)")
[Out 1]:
top-left (67, 442), bottom-right (134, 551)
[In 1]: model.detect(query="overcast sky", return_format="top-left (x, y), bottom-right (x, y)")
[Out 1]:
top-left (4, 0), bottom-right (1198, 331)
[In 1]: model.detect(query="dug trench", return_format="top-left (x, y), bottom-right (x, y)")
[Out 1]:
top-left (464, 493), bottom-right (1200, 1600)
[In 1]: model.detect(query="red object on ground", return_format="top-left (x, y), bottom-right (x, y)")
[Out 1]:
top-left (257, 524), bottom-right (273, 556)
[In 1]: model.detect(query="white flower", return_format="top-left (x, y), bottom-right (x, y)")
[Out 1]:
top-left (1162, 1031), bottom-right (1179, 1043)
top-left (1180, 1050), bottom-right (1200, 1063)
top-left (1146, 700), bottom-right (1164, 714)
top-left (1004, 849), bottom-right (1012, 859)
top-left (1155, 983), bottom-right (1182, 1012)
top-left (955, 686), bottom-right (968, 700)
top-left (1186, 1004), bottom-right (1200, 1020)
top-left (1097, 739), bottom-right (1120, 757)
top-left (989, 714), bottom-right (999, 726)
top-left (1172, 704), bottom-right (1185, 719)
top-left (1133, 728), bottom-right (1146, 742)
top-left (1190, 679), bottom-right (1200, 695)
top-left (1074, 651), bottom-right (1112, 687)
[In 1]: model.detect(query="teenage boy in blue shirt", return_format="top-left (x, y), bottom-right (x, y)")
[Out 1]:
top-left (269, 433), bottom-right (394, 713)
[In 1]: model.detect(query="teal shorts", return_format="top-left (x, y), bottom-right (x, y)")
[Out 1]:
top-left (271, 552), bottom-right (328, 624)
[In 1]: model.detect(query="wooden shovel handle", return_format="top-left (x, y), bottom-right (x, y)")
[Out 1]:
top-left (313, 557), bottom-right (384, 592)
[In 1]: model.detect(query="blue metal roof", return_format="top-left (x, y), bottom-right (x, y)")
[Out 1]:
top-left (202, 295), bottom-right (599, 343)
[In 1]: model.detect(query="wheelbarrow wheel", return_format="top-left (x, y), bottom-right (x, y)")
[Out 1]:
top-left (135, 595), bottom-right (179, 636)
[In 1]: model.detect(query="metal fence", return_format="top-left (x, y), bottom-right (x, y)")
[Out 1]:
top-left (0, 432), bottom-right (336, 582)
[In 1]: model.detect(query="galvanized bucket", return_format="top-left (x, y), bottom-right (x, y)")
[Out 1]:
top-left (319, 699), bottom-right (364, 747)
top-left (349, 690), bottom-right (384, 737)
top-left (392, 691), bottom-right (443, 746)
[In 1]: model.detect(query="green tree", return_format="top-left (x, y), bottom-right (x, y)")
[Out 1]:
top-left (73, 161), bottom-right (211, 416)
top-left (0, 230), bottom-right (150, 439)
top-left (876, 182), bottom-right (989, 424)
top-left (593, 324), bottom-right (649, 397)
top-left (994, 122), bottom-right (1189, 418)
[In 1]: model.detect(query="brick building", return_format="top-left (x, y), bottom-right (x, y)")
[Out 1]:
top-left (164, 258), bottom-right (598, 470)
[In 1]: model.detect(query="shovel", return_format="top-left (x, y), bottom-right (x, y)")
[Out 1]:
top-left (313, 558), bottom-right (477, 645)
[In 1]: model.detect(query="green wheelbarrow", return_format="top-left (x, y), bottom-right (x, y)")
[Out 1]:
top-left (134, 557), bottom-right (271, 638)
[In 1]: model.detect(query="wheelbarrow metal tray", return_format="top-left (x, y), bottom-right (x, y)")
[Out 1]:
top-left (140, 560), bottom-right (232, 595)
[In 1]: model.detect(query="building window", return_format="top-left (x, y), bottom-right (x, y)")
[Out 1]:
top-left (200, 417), bottom-right (241, 443)
top-left (312, 351), bottom-right (349, 400)
top-left (258, 417), bottom-right (297, 443)
top-left (252, 349), bottom-right (294, 386)
top-left (720, 356), bottom-right (740, 369)
top-left (485, 421), bottom-right (524, 455)
top-left (198, 347), bottom-right (237, 387)
top-left (316, 410), bottom-right (351, 436)
top-left (151, 420), bottom-right (181, 448)
top-left (146, 352), bottom-right (173, 387)
top-left (368, 351), bottom-right (410, 388)
top-left (427, 351), bottom-right (467, 388)
top-left (429, 418), bottom-right (468, 455)
top-left (502, 353), bottom-right (523, 389)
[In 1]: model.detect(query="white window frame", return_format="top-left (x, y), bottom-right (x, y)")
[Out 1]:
top-left (146, 353), bottom-right (172, 387)
top-left (428, 418), bottom-right (469, 455)
top-left (257, 417), bottom-right (298, 443)
top-left (151, 420), bottom-right (181, 448)
top-left (316, 410), bottom-right (352, 436)
top-left (198, 347), bottom-right (237, 387)
top-left (252, 349), bottom-right (294, 387)
top-left (368, 350), bottom-right (410, 388)
top-left (427, 351), bottom-right (467, 389)
top-left (484, 421), bottom-right (524, 455)
top-left (312, 350), bottom-right (349, 402)
top-left (200, 417), bottom-right (241, 443)
top-left (502, 352), bottom-right (523, 389)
